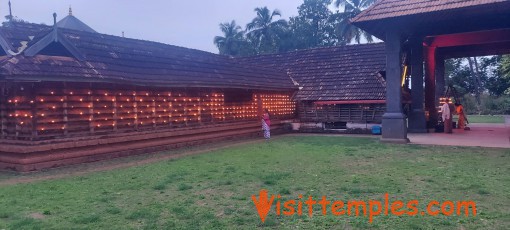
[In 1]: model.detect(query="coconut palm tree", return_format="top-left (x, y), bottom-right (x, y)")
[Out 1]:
top-left (246, 7), bottom-right (288, 54)
top-left (333, 0), bottom-right (375, 44)
top-left (214, 20), bottom-right (246, 56)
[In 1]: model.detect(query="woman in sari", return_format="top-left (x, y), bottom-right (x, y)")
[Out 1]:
top-left (455, 103), bottom-right (466, 129)
top-left (262, 109), bottom-right (271, 140)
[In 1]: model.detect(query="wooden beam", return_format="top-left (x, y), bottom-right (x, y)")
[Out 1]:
top-left (429, 29), bottom-right (510, 48)
top-left (168, 92), bottom-right (172, 127)
top-left (438, 41), bottom-right (510, 59)
top-left (88, 90), bottom-right (95, 134)
top-left (184, 91), bottom-right (188, 127)
top-left (151, 93), bottom-right (156, 128)
top-left (338, 105), bottom-right (342, 121)
top-left (30, 83), bottom-right (39, 140)
top-left (361, 106), bottom-right (365, 122)
top-left (313, 104), bottom-right (319, 121)
top-left (208, 92), bottom-right (214, 124)
top-left (113, 94), bottom-right (118, 132)
top-left (325, 104), bottom-right (329, 121)
top-left (314, 100), bottom-right (386, 105)
top-left (0, 83), bottom-right (6, 139)
top-left (14, 86), bottom-right (20, 139)
top-left (256, 93), bottom-right (262, 119)
top-left (221, 92), bottom-right (226, 122)
top-left (133, 93), bottom-right (138, 130)
top-left (62, 92), bottom-right (69, 136)
top-left (198, 91), bottom-right (202, 125)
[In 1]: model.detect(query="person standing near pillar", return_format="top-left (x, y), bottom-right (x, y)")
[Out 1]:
top-left (441, 99), bottom-right (452, 133)
top-left (455, 103), bottom-right (467, 129)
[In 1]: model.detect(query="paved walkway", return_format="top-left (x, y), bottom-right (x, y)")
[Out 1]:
top-left (408, 116), bottom-right (510, 148)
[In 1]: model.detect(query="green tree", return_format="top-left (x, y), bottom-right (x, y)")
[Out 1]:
top-left (332, 0), bottom-right (375, 44)
top-left (246, 7), bottom-right (288, 54)
top-left (489, 55), bottom-right (510, 95)
top-left (285, 0), bottom-right (338, 51)
top-left (214, 20), bottom-right (253, 56)
top-left (500, 55), bottom-right (510, 95)
top-left (446, 56), bottom-right (510, 114)
top-left (446, 59), bottom-right (475, 96)
top-left (502, 55), bottom-right (510, 77)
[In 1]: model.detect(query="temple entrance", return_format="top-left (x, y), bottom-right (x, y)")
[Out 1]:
top-left (351, 0), bottom-right (510, 143)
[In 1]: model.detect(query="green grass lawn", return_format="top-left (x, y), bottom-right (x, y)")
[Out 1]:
top-left (463, 115), bottom-right (506, 124)
top-left (0, 136), bottom-right (509, 229)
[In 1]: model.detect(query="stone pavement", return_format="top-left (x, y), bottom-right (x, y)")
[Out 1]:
top-left (408, 116), bottom-right (510, 148)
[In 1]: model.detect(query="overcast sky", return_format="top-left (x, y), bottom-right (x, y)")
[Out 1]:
top-left (1, 0), bottom-right (304, 53)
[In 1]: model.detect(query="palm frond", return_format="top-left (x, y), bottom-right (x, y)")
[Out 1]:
top-left (344, 1), bottom-right (356, 13)
top-left (360, 0), bottom-right (376, 9)
top-left (362, 30), bottom-right (374, 43)
top-left (213, 36), bottom-right (225, 46)
top-left (352, 0), bottom-right (361, 8)
top-left (334, 0), bottom-right (347, 8)
top-left (271, 9), bottom-right (282, 18)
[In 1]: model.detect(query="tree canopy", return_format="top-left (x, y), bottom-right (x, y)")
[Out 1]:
top-left (246, 7), bottom-right (288, 54)
top-left (214, 21), bottom-right (247, 56)
top-left (332, 0), bottom-right (375, 44)
top-left (213, 0), bottom-right (376, 56)
top-left (446, 55), bottom-right (510, 114)
top-left (214, 1), bottom-right (509, 115)
top-left (286, 0), bottom-right (339, 50)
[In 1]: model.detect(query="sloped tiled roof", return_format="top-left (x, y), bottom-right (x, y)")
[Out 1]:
top-left (0, 23), bottom-right (51, 52)
top-left (236, 43), bottom-right (386, 101)
top-left (57, 15), bottom-right (97, 33)
top-left (0, 22), bottom-right (295, 90)
top-left (352, 0), bottom-right (509, 23)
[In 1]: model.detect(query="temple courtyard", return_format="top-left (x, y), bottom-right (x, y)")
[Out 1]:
top-left (0, 124), bottom-right (508, 229)
top-left (408, 115), bottom-right (510, 148)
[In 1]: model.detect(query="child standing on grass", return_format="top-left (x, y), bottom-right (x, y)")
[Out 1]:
top-left (262, 109), bottom-right (271, 140)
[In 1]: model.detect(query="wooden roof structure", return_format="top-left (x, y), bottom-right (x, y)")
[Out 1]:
top-left (0, 22), bottom-right (296, 91)
top-left (236, 43), bottom-right (386, 101)
top-left (352, 0), bottom-right (510, 40)
top-left (353, 0), bottom-right (509, 22)
top-left (352, 0), bottom-right (510, 140)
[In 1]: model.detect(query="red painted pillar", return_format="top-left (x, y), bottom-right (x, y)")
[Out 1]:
top-left (435, 55), bottom-right (445, 109)
top-left (424, 46), bottom-right (437, 129)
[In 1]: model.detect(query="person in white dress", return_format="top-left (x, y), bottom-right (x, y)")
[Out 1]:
top-left (441, 99), bottom-right (452, 133)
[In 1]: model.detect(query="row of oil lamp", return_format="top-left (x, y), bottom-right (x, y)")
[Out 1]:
top-left (6, 93), bottom-right (294, 131)
top-left (8, 105), bottom-right (293, 118)
top-left (14, 109), bottom-right (294, 130)
top-left (7, 94), bottom-right (292, 104)
top-left (40, 91), bottom-right (292, 99)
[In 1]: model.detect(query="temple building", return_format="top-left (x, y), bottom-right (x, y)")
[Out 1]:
top-left (4, 0), bottom-right (506, 170)
top-left (237, 43), bottom-right (389, 131)
top-left (0, 12), bottom-right (296, 171)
